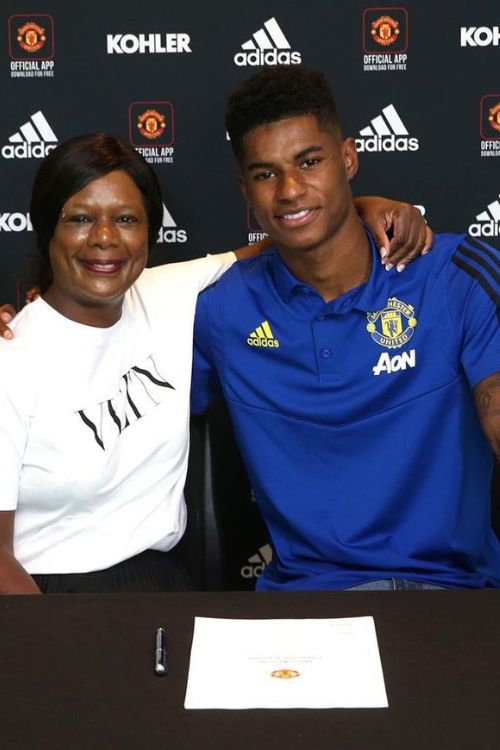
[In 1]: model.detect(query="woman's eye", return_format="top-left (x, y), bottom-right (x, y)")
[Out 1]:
top-left (68, 214), bottom-right (92, 223)
top-left (117, 215), bottom-right (138, 224)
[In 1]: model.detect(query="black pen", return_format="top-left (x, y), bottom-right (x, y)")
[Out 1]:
top-left (155, 627), bottom-right (169, 675)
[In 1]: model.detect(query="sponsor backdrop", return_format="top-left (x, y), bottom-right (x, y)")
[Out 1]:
top-left (1, 1), bottom-right (498, 588)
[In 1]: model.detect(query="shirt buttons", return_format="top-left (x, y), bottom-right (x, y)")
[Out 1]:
top-left (302, 287), bottom-right (310, 295)
top-left (320, 348), bottom-right (332, 359)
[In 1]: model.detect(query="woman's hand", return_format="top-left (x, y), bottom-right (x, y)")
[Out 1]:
top-left (0, 305), bottom-right (16, 340)
top-left (354, 196), bottom-right (433, 271)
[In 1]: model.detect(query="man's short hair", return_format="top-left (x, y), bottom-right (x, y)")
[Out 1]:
top-left (225, 66), bottom-right (341, 161)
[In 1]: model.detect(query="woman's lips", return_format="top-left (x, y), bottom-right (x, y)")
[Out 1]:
top-left (80, 260), bottom-right (125, 274)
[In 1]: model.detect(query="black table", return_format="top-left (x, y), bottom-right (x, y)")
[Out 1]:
top-left (0, 591), bottom-right (498, 749)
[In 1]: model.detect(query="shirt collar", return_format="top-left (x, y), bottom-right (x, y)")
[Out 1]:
top-left (270, 232), bottom-right (389, 313)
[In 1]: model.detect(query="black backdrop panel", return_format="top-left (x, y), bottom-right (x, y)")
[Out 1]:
top-left (1, 1), bottom-right (498, 588)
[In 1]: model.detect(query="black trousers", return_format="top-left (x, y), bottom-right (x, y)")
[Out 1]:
top-left (32, 548), bottom-right (191, 593)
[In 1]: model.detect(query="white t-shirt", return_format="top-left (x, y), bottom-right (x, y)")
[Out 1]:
top-left (0, 252), bottom-right (235, 574)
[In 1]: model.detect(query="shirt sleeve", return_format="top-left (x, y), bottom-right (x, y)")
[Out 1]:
top-left (191, 288), bottom-right (223, 415)
top-left (447, 239), bottom-right (500, 388)
top-left (196, 251), bottom-right (237, 293)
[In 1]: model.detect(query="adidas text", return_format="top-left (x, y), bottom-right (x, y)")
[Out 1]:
top-left (106, 33), bottom-right (191, 54)
top-left (241, 561), bottom-right (267, 578)
top-left (234, 50), bottom-right (301, 66)
top-left (468, 221), bottom-right (500, 238)
top-left (247, 337), bottom-right (279, 348)
top-left (157, 228), bottom-right (187, 243)
top-left (460, 26), bottom-right (500, 47)
top-left (0, 213), bottom-right (32, 232)
top-left (372, 349), bottom-right (416, 376)
top-left (1, 142), bottom-right (56, 159)
top-left (356, 135), bottom-right (419, 152)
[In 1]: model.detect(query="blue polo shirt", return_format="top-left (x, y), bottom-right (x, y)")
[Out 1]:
top-left (192, 234), bottom-right (500, 590)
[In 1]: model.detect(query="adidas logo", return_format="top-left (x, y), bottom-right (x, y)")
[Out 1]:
top-left (468, 195), bottom-right (500, 237)
top-left (240, 544), bottom-right (273, 579)
top-left (355, 104), bottom-right (419, 152)
top-left (247, 320), bottom-right (280, 348)
top-left (1, 111), bottom-right (58, 159)
top-left (156, 203), bottom-right (187, 243)
top-left (234, 17), bottom-right (301, 66)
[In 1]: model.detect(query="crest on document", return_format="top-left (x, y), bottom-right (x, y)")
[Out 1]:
top-left (366, 297), bottom-right (417, 349)
top-left (270, 669), bottom-right (300, 679)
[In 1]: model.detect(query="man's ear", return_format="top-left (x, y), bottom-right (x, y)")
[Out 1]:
top-left (342, 137), bottom-right (359, 181)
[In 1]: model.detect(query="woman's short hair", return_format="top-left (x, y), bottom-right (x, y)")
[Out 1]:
top-left (29, 133), bottom-right (163, 290)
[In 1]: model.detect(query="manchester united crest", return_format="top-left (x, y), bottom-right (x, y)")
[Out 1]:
top-left (366, 297), bottom-right (418, 349)
top-left (137, 109), bottom-right (167, 140)
top-left (488, 102), bottom-right (500, 133)
top-left (17, 22), bottom-right (46, 53)
top-left (371, 15), bottom-right (400, 46)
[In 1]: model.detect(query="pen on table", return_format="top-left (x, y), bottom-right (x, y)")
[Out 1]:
top-left (155, 626), bottom-right (169, 675)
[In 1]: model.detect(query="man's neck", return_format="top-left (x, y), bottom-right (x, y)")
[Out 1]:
top-left (276, 220), bottom-right (371, 303)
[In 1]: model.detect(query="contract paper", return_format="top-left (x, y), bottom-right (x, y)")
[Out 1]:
top-left (184, 616), bottom-right (388, 709)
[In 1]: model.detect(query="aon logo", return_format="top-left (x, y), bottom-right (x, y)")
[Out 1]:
top-left (372, 349), bottom-right (416, 376)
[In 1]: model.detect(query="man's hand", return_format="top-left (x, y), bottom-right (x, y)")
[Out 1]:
top-left (0, 305), bottom-right (16, 340)
top-left (354, 196), bottom-right (433, 272)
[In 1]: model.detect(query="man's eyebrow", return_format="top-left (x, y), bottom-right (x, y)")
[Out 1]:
top-left (246, 144), bottom-right (325, 172)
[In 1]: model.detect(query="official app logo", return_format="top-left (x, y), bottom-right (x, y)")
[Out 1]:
top-left (18, 21), bottom-right (46, 52)
top-left (480, 95), bottom-right (500, 158)
top-left (362, 7), bottom-right (408, 71)
top-left (246, 205), bottom-right (268, 243)
top-left (129, 101), bottom-right (174, 165)
top-left (366, 297), bottom-right (417, 349)
top-left (234, 17), bottom-right (301, 66)
top-left (468, 195), bottom-right (500, 238)
top-left (137, 109), bottom-right (166, 140)
top-left (356, 104), bottom-right (418, 152)
top-left (157, 204), bottom-right (187, 244)
top-left (8, 14), bottom-right (55, 78)
top-left (1, 111), bottom-right (57, 159)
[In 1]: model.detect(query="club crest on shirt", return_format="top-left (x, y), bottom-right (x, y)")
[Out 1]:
top-left (366, 297), bottom-right (417, 349)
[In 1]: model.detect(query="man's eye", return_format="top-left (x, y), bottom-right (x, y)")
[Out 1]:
top-left (301, 158), bottom-right (320, 169)
top-left (255, 171), bottom-right (275, 181)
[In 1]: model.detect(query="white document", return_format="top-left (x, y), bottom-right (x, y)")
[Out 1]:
top-left (184, 616), bottom-right (388, 709)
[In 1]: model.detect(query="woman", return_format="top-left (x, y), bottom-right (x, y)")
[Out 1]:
top-left (0, 133), bottom-right (430, 594)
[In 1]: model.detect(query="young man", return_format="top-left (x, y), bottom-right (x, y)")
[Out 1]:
top-left (192, 66), bottom-right (500, 591)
